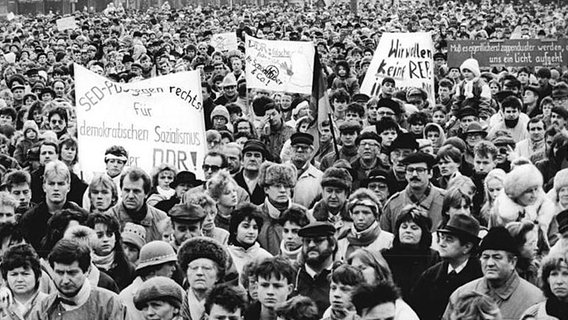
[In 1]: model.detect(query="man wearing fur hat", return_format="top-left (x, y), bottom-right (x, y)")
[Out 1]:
top-left (257, 162), bottom-right (297, 255)
top-left (380, 152), bottom-right (445, 233)
top-left (289, 132), bottom-right (323, 208)
top-left (308, 167), bottom-right (353, 235)
top-left (442, 227), bottom-right (544, 320)
top-left (453, 58), bottom-right (491, 111)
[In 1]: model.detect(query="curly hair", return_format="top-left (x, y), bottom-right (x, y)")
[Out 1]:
top-left (150, 163), bottom-right (177, 189)
top-left (206, 170), bottom-right (238, 201)
top-left (449, 291), bottom-right (501, 320)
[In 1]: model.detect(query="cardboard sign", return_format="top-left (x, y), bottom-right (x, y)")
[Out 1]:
top-left (360, 32), bottom-right (435, 106)
top-left (56, 16), bottom-right (78, 31)
top-left (210, 32), bottom-right (238, 52)
top-left (74, 64), bottom-right (207, 181)
top-left (448, 39), bottom-right (568, 69)
top-left (245, 34), bottom-right (315, 94)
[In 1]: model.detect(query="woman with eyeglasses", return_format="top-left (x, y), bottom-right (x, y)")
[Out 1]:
top-left (346, 248), bottom-right (419, 320)
top-left (382, 205), bottom-right (439, 299)
top-left (206, 170), bottom-right (239, 232)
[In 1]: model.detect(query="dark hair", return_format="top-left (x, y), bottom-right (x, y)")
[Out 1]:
top-left (441, 188), bottom-right (472, 226)
top-left (407, 111), bottom-right (429, 125)
top-left (105, 145), bottom-right (128, 159)
top-left (48, 238), bottom-right (91, 273)
top-left (330, 263), bottom-right (364, 286)
top-left (58, 135), bottom-right (79, 165)
top-left (48, 106), bottom-right (68, 123)
top-left (352, 282), bottom-right (400, 316)
top-left (0, 107), bottom-right (17, 121)
top-left (276, 295), bottom-right (319, 320)
top-left (331, 88), bottom-right (350, 103)
top-left (39, 140), bottom-right (59, 155)
top-left (86, 214), bottom-right (132, 282)
top-left (346, 103), bottom-right (365, 117)
top-left (27, 101), bottom-right (43, 122)
top-left (228, 204), bottom-right (263, 245)
top-left (204, 151), bottom-right (229, 169)
top-left (0, 243), bottom-right (41, 288)
top-left (255, 256), bottom-right (297, 285)
top-left (205, 284), bottom-right (248, 314)
top-left (438, 78), bottom-right (454, 89)
top-left (375, 117), bottom-right (400, 135)
top-left (526, 115), bottom-right (544, 130)
top-left (393, 205), bottom-right (433, 250)
top-left (40, 209), bottom-right (87, 258)
top-left (281, 204), bottom-right (310, 228)
top-left (540, 254), bottom-right (568, 298)
top-left (501, 96), bottom-right (523, 111)
top-left (473, 141), bottom-right (498, 160)
top-left (2, 170), bottom-right (31, 190)
top-left (436, 145), bottom-right (462, 164)
top-left (0, 223), bottom-right (25, 249)
top-left (120, 167), bottom-right (152, 194)
top-left (233, 118), bottom-right (257, 138)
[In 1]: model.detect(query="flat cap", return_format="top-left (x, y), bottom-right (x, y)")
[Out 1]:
top-left (168, 203), bottom-right (206, 224)
top-left (291, 132), bottom-right (314, 146)
top-left (298, 221), bottom-right (335, 238)
top-left (338, 120), bottom-right (362, 133)
top-left (242, 139), bottom-right (268, 157)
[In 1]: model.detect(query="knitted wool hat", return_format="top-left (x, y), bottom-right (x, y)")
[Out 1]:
top-left (460, 58), bottom-right (481, 78)
top-left (258, 162), bottom-right (297, 188)
top-left (177, 236), bottom-right (227, 275)
top-left (210, 105), bottom-right (230, 122)
top-left (121, 222), bottom-right (146, 251)
top-left (321, 167), bottom-right (353, 191)
top-left (136, 241), bottom-right (178, 271)
top-left (554, 168), bottom-right (568, 194)
top-left (503, 164), bottom-right (543, 200)
top-left (134, 277), bottom-right (184, 310)
top-left (22, 120), bottom-right (39, 137)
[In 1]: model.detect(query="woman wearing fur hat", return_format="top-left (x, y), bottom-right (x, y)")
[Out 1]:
top-left (453, 58), bottom-right (491, 110)
top-left (336, 189), bottom-right (394, 262)
top-left (256, 162), bottom-right (297, 256)
top-left (489, 164), bottom-right (556, 247)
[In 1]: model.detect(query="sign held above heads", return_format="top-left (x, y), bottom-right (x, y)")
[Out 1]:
top-left (74, 64), bottom-right (207, 182)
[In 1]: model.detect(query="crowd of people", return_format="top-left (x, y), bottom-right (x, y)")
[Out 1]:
top-left (0, 0), bottom-right (567, 319)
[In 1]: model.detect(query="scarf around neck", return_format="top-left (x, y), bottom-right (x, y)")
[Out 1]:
top-left (280, 240), bottom-right (302, 262)
top-left (91, 252), bottom-right (115, 271)
top-left (347, 221), bottom-right (381, 247)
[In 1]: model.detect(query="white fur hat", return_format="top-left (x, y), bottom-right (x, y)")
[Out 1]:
top-left (460, 58), bottom-right (481, 78)
top-left (503, 164), bottom-right (543, 199)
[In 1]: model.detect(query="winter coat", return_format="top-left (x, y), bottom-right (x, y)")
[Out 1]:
top-left (227, 243), bottom-right (272, 274)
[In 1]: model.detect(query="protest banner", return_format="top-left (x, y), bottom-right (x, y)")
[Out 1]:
top-left (210, 32), bottom-right (238, 52)
top-left (448, 39), bottom-right (568, 69)
top-left (245, 34), bottom-right (315, 94)
top-left (361, 32), bottom-right (435, 107)
top-left (56, 16), bottom-right (78, 31)
top-left (74, 64), bottom-right (207, 181)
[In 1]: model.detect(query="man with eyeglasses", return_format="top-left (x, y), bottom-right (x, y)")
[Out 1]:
top-left (380, 152), bottom-right (445, 234)
top-left (47, 107), bottom-right (69, 139)
top-left (515, 117), bottom-right (546, 161)
top-left (385, 133), bottom-right (418, 194)
top-left (234, 140), bottom-right (267, 205)
top-left (289, 132), bottom-right (323, 208)
top-left (351, 132), bottom-right (387, 190)
top-left (187, 151), bottom-right (250, 203)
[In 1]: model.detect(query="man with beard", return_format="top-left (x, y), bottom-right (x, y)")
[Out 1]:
top-left (296, 222), bottom-right (337, 318)
top-left (411, 214), bottom-right (483, 320)
top-left (515, 117), bottom-right (546, 162)
top-left (308, 167), bottom-right (353, 235)
top-left (30, 239), bottom-right (127, 319)
top-left (380, 152), bottom-right (445, 233)
top-left (289, 133), bottom-right (323, 208)
top-left (234, 140), bottom-right (267, 205)
top-left (487, 96), bottom-right (529, 143)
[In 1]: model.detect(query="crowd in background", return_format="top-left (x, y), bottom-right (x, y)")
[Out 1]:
top-left (0, 0), bottom-right (567, 319)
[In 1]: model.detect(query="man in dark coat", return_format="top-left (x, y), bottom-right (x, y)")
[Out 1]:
top-left (410, 214), bottom-right (483, 320)
top-left (233, 140), bottom-right (267, 205)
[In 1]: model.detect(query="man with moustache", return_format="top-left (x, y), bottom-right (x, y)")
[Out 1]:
top-left (233, 140), bottom-right (268, 205)
top-left (380, 152), bottom-right (445, 233)
top-left (410, 214), bottom-right (483, 320)
top-left (385, 133), bottom-right (418, 194)
top-left (442, 227), bottom-right (544, 320)
top-left (295, 222), bottom-right (336, 318)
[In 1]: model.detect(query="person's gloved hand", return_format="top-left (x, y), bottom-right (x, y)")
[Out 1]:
top-left (0, 286), bottom-right (13, 315)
